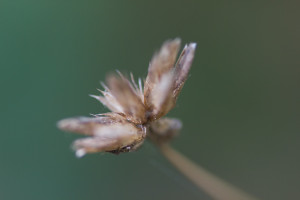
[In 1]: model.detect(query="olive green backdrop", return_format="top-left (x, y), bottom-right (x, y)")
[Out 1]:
top-left (1, 1), bottom-right (299, 200)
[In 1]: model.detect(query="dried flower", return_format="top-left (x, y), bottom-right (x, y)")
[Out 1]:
top-left (57, 38), bottom-right (196, 157)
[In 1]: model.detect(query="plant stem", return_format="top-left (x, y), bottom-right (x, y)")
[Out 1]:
top-left (158, 144), bottom-right (258, 200)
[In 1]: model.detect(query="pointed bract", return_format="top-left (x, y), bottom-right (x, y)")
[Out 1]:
top-left (173, 43), bottom-right (197, 98)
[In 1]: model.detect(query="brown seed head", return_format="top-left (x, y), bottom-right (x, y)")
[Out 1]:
top-left (57, 38), bottom-right (196, 157)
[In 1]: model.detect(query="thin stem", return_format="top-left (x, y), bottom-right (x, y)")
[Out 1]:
top-left (158, 144), bottom-right (258, 200)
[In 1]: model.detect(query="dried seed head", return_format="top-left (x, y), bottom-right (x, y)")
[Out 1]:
top-left (57, 38), bottom-right (196, 156)
top-left (144, 39), bottom-right (197, 120)
top-left (57, 115), bottom-right (146, 156)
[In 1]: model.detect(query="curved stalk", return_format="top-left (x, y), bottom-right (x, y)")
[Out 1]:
top-left (158, 144), bottom-right (258, 200)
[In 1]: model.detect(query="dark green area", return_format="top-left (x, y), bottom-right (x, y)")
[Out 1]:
top-left (1, 1), bottom-right (299, 199)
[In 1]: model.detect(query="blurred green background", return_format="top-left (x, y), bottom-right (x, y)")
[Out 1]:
top-left (1, 1), bottom-right (299, 199)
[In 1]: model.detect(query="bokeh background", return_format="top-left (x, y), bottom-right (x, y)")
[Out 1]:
top-left (1, 1), bottom-right (299, 199)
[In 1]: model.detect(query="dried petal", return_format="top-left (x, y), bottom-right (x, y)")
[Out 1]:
top-left (57, 115), bottom-right (143, 138)
top-left (144, 39), bottom-right (181, 112)
top-left (57, 116), bottom-right (116, 136)
top-left (143, 39), bottom-right (196, 120)
top-left (146, 72), bottom-right (175, 120)
top-left (173, 43), bottom-right (197, 98)
top-left (73, 137), bottom-right (119, 157)
top-left (107, 75), bottom-right (146, 124)
top-left (57, 115), bottom-right (146, 155)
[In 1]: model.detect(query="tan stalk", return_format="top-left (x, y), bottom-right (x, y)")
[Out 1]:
top-left (157, 143), bottom-right (258, 200)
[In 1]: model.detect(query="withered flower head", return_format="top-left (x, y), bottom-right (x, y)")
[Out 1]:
top-left (57, 38), bottom-right (196, 157)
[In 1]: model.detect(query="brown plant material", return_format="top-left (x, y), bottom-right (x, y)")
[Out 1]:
top-left (158, 144), bottom-right (258, 200)
top-left (57, 38), bottom-right (196, 157)
top-left (57, 39), bottom-right (259, 200)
